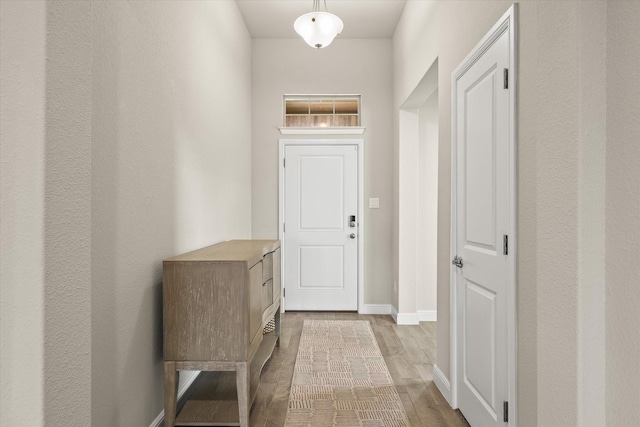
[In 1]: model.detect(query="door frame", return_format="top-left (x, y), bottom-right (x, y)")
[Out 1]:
top-left (450, 4), bottom-right (518, 424)
top-left (278, 138), bottom-right (365, 312)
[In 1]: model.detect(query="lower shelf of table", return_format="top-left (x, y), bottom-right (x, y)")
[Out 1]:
top-left (174, 334), bottom-right (278, 426)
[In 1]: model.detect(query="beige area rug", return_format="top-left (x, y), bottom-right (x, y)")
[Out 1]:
top-left (285, 320), bottom-right (411, 427)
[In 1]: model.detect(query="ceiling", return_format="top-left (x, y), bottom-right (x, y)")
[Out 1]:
top-left (235, 0), bottom-right (407, 39)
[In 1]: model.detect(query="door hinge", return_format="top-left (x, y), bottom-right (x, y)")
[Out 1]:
top-left (503, 401), bottom-right (509, 422)
top-left (503, 235), bottom-right (508, 255)
top-left (283, 158), bottom-right (286, 167)
top-left (283, 288), bottom-right (286, 297)
top-left (503, 68), bottom-right (509, 89)
top-left (283, 223), bottom-right (285, 233)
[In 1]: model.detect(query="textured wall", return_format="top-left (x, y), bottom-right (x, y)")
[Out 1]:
top-left (0, 2), bottom-right (47, 424)
top-left (522, 3), bottom-right (582, 423)
top-left (251, 38), bottom-right (394, 305)
top-left (606, 2), bottom-right (640, 425)
top-left (1, 1), bottom-right (252, 425)
top-left (91, 1), bottom-right (252, 425)
top-left (44, 2), bottom-right (94, 424)
top-left (577, 2), bottom-right (606, 426)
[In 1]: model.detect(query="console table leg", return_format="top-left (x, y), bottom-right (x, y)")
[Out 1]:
top-left (236, 362), bottom-right (249, 427)
top-left (163, 361), bottom-right (178, 427)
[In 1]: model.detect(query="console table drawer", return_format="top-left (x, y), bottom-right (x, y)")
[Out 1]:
top-left (262, 279), bottom-right (273, 313)
top-left (262, 251), bottom-right (273, 283)
top-left (272, 247), bottom-right (281, 303)
top-left (249, 261), bottom-right (263, 345)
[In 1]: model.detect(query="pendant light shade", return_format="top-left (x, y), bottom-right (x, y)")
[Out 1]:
top-left (294, 1), bottom-right (343, 49)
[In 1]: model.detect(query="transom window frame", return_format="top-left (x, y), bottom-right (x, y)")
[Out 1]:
top-left (279, 94), bottom-right (365, 135)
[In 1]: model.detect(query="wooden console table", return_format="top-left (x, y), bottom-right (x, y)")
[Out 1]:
top-left (162, 240), bottom-right (281, 427)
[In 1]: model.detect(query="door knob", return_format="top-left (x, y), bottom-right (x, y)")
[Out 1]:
top-left (452, 256), bottom-right (463, 268)
top-left (350, 233), bottom-right (356, 239)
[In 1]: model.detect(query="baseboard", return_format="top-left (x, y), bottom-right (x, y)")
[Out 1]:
top-left (433, 365), bottom-right (453, 407)
top-left (395, 312), bottom-right (420, 325)
top-left (359, 304), bottom-right (392, 315)
top-left (390, 306), bottom-right (421, 325)
top-left (390, 308), bottom-right (436, 324)
top-left (418, 310), bottom-right (437, 322)
top-left (149, 370), bottom-right (200, 427)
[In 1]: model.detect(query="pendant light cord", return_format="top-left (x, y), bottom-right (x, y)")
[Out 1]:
top-left (312, 0), bottom-right (330, 12)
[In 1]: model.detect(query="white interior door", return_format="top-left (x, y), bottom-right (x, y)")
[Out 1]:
top-left (283, 144), bottom-right (358, 311)
top-left (452, 9), bottom-right (515, 427)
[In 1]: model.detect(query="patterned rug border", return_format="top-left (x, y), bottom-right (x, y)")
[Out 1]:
top-left (284, 320), bottom-right (410, 427)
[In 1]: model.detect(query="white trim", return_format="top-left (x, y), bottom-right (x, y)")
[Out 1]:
top-left (388, 308), bottom-right (437, 323)
top-left (148, 371), bottom-right (200, 427)
top-left (450, 4), bottom-right (518, 424)
top-left (433, 365), bottom-right (453, 407)
top-left (279, 139), bottom-right (365, 313)
top-left (279, 127), bottom-right (366, 135)
top-left (417, 310), bottom-right (437, 322)
top-left (359, 304), bottom-right (392, 315)
top-left (395, 312), bottom-right (420, 325)
top-left (508, 5), bottom-right (519, 426)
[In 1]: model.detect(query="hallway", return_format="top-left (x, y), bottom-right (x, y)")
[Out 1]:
top-left (3, 2), bottom-right (640, 425)
top-left (249, 312), bottom-right (468, 427)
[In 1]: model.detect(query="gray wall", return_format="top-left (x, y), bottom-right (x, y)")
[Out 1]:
top-left (91, 2), bottom-right (252, 425)
top-left (45, 2), bottom-right (94, 424)
top-left (2, 2), bottom-right (94, 424)
top-left (1, 1), bottom-right (47, 424)
top-left (605, 2), bottom-right (640, 425)
top-left (1, 1), bottom-right (252, 425)
top-left (251, 38), bottom-right (394, 306)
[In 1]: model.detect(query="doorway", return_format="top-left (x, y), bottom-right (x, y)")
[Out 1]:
top-left (279, 139), bottom-right (364, 311)
top-left (397, 59), bottom-right (439, 324)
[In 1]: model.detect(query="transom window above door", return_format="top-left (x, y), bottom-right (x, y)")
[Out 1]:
top-left (283, 95), bottom-right (361, 128)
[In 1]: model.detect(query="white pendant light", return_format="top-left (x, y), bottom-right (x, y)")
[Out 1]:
top-left (294, 0), bottom-right (343, 49)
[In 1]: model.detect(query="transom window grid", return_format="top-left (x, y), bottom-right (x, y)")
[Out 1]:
top-left (284, 95), bottom-right (361, 128)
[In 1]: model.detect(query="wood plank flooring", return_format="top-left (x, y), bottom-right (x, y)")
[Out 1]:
top-left (248, 312), bottom-right (469, 427)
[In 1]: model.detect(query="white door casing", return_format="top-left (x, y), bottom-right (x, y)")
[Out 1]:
top-left (279, 140), bottom-right (363, 311)
top-left (451, 5), bottom-right (517, 427)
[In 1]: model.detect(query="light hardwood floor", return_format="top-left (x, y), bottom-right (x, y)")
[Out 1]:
top-left (248, 312), bottom-right (469, 427)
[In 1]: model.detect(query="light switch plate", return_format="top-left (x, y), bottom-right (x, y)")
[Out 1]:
top-left (369, 198), bottom-right (380, 209)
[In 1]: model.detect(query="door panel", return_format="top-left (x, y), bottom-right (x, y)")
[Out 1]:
top-left (454, 25), bottom-right (511, 427)
top-left (465, 67), bottom-right (498, 251)
top-left (465, 280), bottom-right (497, 412)
top-left (299, 246), bottom-right (344, 288)
top-left (284, 145), bottom-right (358, 311)
top-left (299, 156), bottom-right (344, 230)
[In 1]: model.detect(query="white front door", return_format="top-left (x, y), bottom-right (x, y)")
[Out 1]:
top-left (283, 144), bottom-right (358, 311)
top-left (452, 7), bottom-right (516, 427)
